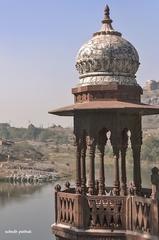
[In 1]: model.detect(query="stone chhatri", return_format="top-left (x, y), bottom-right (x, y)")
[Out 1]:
top-left (50, 4), bottom-right (159, 240)
top-left (76, 5), bottom-right (140, 86)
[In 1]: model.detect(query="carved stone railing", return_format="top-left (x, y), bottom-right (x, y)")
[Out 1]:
top-left (87, 195), bottom-right (126, 230)
top-left (57, 193), bottom-right (75, 225)
top-left (127, 196), bottom-right (159, 236)
top-left (55, 191), bottom-right (89, 228)
top-left (54, 187), bottom-right (159, 239)
top-left (132, 196), bottom-right (151, 233)
top-left (55, 191), bottom-right (126, 230)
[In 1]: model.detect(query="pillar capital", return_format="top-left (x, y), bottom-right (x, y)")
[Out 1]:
top-left (86, 136), bottom-right (97, 147)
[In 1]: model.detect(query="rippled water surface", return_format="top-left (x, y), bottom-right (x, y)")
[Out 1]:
top-left (0, 183), bottom-right (55, 240)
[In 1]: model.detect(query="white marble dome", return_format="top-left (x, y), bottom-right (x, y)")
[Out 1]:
top-left (76, 5), bottom-right (140, 86)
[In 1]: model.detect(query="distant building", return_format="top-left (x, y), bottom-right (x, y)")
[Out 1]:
top-left (144, 80), bottom-right (159, 91)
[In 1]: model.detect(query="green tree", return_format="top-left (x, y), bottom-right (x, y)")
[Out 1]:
top-left (141, 136), bottom-right (159, 162)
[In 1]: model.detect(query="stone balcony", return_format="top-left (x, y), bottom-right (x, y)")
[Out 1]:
top-left (52, 185), bottom-right (159, 240)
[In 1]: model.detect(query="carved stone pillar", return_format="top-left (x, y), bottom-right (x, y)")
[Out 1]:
top-left (81, 131), bottom-right (87, 194)
top-left (132, 145), bottom-right (142, 194)
top-left (97, 128), bottom-right (107, 195)
top-left (120, 129), bottom-right (128, 196)
top-left (131, 122), bottom-right (142, 195)
top-left (75, 137), bottom-right (81, 193)
top-left (87, 137), bottom-right (96, 195)
top-left (121, 148), bottom-right (127, 195)
top-left (113, 146), bottom-right (120, 195)
top-left (111, 130), bottom-right (121, 196)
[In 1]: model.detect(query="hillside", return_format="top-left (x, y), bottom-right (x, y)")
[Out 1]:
top-left (0, 123), bottom-right (73, 143)
top-left (0, 82), bottom-right (159, 181)
top-left (0, 124), bottom-right (74, 181)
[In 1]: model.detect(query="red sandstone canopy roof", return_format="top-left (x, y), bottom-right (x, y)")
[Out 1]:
top-left (49, 101), bottom-right (159, 116)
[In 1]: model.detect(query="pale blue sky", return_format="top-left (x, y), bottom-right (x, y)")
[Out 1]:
top-left (0, 1), bottom-right (159, 127)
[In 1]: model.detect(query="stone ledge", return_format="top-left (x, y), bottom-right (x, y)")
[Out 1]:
top-left (52, 224), bottom-right (158, 240)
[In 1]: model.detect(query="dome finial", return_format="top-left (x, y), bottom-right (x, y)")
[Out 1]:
top-left (102, 4), bottom-right (112, 24)
top-left (93, 4), bottom-right (122, 37)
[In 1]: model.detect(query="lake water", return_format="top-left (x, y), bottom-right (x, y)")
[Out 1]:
top-left (0, 164), bottom-right (153, 240)
top-left (0, 183), bottom-right (55, 240)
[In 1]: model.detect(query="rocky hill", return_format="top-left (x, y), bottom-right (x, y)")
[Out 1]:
top-left (0, 124), bottom-right (74, 180)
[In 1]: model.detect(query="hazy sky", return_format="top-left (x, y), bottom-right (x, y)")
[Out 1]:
top-left (0, 1), bottom-right (159, 127)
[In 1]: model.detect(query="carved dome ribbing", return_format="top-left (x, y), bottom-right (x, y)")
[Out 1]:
top-left (75, 5), bottom-right (140, 86)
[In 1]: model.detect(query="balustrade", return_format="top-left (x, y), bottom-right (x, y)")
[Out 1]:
top-left (87, 195), bottom-right (126, 230)
top-left (54, 188), bottom-right (159, 238)
top-left (56, 191), bottom-right (89, 228)
top-left (55, 190), bottom-right (126, 230)
top-left (127, 196), bottom-right (159, 236)
top-left (132, 196), bottom-right (151, 233)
